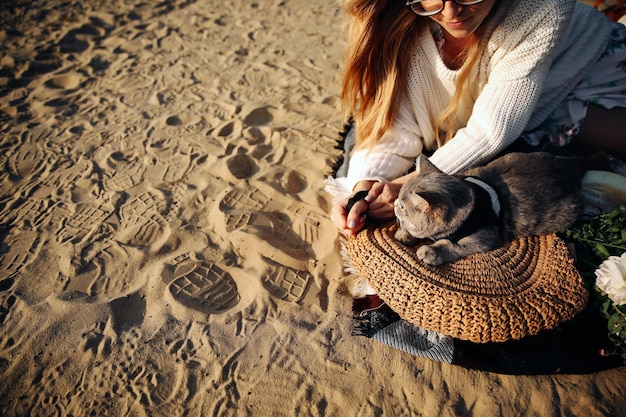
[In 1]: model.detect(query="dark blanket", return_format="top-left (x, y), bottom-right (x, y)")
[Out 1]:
top-left (352, 293), bottom-right (623, 375)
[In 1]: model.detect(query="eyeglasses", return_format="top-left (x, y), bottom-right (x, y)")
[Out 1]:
top-left (405, 0), bottom-right (486, 16)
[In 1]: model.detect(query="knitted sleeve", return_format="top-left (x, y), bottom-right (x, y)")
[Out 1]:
top-left (428, 0), bottom-right (576, 174)
top-left (343, 121), bottom-right (423, 190)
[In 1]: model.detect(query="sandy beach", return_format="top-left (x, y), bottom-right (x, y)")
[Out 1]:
top-left (1, 0), bottom-right (625, 415)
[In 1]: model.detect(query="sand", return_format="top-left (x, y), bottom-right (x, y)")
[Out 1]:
top-left (0, 0), bottom-right (625, 416)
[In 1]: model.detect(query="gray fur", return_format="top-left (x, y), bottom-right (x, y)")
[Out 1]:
top-left (394, 152), bottom-right (586, 266)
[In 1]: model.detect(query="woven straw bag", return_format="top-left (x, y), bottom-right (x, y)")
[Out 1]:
top-left (346, 223), bottom-right (589, 343)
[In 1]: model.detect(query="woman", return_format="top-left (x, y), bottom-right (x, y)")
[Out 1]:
top-left (330, 0), bottom-right (626, 236)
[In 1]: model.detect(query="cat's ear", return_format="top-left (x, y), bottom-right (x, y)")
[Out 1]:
top-left (413, 192), bottom-right (431, 213)
top-left (416, 154), bottom-right (442, 175)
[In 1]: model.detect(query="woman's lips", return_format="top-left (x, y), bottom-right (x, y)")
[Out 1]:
top-left (443, 17), bottom-right (469, 29)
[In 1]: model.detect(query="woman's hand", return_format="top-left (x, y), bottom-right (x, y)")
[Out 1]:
top-left (330, 180), bottom-right (376, 237)
top-left (330, 180), bottom-right (404, 237)
top-left (367, 181), bottom-right (403, 220)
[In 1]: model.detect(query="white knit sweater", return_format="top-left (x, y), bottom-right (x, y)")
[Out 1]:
top-left (343, 0), bottom-right (613, 189)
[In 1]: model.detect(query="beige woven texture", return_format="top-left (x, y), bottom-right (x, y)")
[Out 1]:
top-left (347, 223), bottom-right (589, 343)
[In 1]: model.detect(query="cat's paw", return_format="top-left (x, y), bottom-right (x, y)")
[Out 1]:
top-left (416, 240), bottom-right (457, 266)
top-left (416, 245), bottom-right (445, 266)
top-left (394, 229), bottom-right (418, 246)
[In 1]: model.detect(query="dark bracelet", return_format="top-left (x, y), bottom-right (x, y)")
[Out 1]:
top-left (345, 190), bottom-right (370, 214)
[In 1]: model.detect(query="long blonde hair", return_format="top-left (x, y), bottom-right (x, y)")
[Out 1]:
top-left (341, 0), bottom-right (500, 150)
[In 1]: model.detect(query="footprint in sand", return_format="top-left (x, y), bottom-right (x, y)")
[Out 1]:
top-left (167, 327), bottom-right (213, 366)
top-left (216, 183), bottom-right (319, 303)
top-left (30, 155), bottom-right (97, 202)
top-left (219, 185), bottom-right (270, 218)
top-left (19, 57), bottom-right (62, 80)
top-left (284, 204), bottom-right (324, 243)
top-left (163, 253), bottom-right (240, 315)
top-left (101, 149), bottom-right (147, 192)
top-left (260, 257), bottom-right (311, 303)
top-left (204, 98), bottom-right (239, 128)
top-left (0, 277), bottom-right (16, 325)
top-left (221, 185), bottom-right (323, 245)
top-left (219, 185), bottom-right (271, 233)
top-left (5, 143), bottom-right (50, 182)
top-left (169, 337), bottom-right (197, 364)
top-left (76, 326), bottom-right (161, 412)
top-left (82, 321), bottom-right (114, 357)
top-left (117, 212), bottom-right (170, 250)
top-left (164, 114), bottom-right (199, 128)
top-left (215, 119), bottom-right (243, 140)
top-left (115, 187), bottom-right (170, 251)
top-left (145, 132), bottom-right (197, 185)
top-left (163, 181), bottom-right (196, 225)
top-left (58, 22), bottom-right (106, 54)
top-left (222, 212), bottom-right (253, 233)
top-left (109, 292), bottom-right (146, 333)
top-left (45, 73), bottom-right (83, 90)
top-left (258, 168), bottom-right (307, 194)
top-left (1, 198), bottom-right (54, 230)
top-left (243, 106), bottom-right (275, 127)
top-left (159, 111), bottom-right (208, 138)
top-left (62, 242), bottom-right (138, 299)
top-left (242, 125), bottom-right (271, 146)
top-left (0, 229), bottom-right (44, 280)
top-left (53, 201), bottom-right (114, 244)
top-left (241, 212), bottom-right (313, 260)
top-left (225, 153), bottom-right (257, 180)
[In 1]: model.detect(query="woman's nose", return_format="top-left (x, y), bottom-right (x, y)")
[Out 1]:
top-left (439, 0), bottom-right (463, 19)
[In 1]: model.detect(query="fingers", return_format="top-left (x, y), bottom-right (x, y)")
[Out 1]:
top-left (359, 181), bottom-right (397, 220)
top-left (330, 181), bottom-right (393, 237)
top-left (330, 202), bottom-right (348, 230)
top-left (345, 199), bottom-right (368, 231)
top-left (366, 201), bottom-right (396, 221)
top-left (331, 189), bottom-right (371, 236)
top-left (368, 181), bottom-right (385, 198)
top-left (331, 200), bottom-right (366, 236)
top-left (346, 190), bottom-right (370, 214)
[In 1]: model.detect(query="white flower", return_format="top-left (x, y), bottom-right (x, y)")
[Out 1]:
top-left (595, 252), bottom-right (626, 306)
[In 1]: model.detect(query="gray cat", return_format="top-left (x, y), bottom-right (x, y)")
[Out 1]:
top-left (393, 152), bottom-right (587, 266)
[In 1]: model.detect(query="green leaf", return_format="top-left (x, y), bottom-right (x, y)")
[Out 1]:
top-left (596, 243), bottom-right (611, 258)
top-left (566, 206), bottom-right (626, 357)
